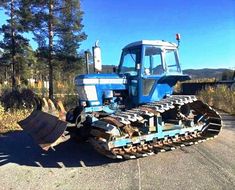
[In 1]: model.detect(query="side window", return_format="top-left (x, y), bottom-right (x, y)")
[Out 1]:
top-left (165, 50), bottom-right (179, 72)
top-left (119, 48), bottom-right (141, 76)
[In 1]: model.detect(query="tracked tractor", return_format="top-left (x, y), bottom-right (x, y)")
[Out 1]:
top-left (19, 35), bottom-right (222, 159)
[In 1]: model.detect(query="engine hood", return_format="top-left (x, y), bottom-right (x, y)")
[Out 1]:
top-left (76, 73), bottom-right (121, 79)
top-left (75, 73), bottom-right (127, 107)
top-left (75, 73), bottom-right (127, 85)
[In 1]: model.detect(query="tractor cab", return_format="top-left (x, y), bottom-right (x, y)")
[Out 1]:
top-left (75, 39), bottom-right (190, 111)
top-left (118, 40), bottom-right (190, 105)
top-left (118, 40), bottom-right (181, 76)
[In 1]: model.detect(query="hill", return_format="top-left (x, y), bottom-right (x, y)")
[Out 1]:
top-left (100, 65), bottom-right (233, 80)
top-left (183, 68), bottom-right (233, 79)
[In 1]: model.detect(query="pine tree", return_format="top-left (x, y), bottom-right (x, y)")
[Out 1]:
top-left (56, 0), bottom-right (87, 81)
top-left (0, 0), bottom-right (31, 88)
top-left (23, 0), bottom-right (87, 99)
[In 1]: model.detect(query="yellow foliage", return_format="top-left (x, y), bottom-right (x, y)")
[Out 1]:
top-left (57, 81), bottom-right (65, 89)
top-left (37, 80), bottom-right (43, 89)
top-left (0, 109), bottom-right (31, 133)
top-left (198, 85), bottom-right (235, 115)
top-left (0, 103), bottom-right (4, 119)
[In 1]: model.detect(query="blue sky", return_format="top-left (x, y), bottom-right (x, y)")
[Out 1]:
top-left (1, 0), bottom-right (235, 69)
top-left (79, 0), bottom-right (235, 69)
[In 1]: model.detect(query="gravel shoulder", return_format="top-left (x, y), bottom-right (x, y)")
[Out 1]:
top-left (0, 112), bottom-right (235, 190)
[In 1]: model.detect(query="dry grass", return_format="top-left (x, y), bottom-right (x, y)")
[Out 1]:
top-left (185, 78), bottom-right (217, 83)
top-left (0, 94), bottom-right (73, 134)
top-left (198, 85), bottom-right (235, 115)
top-left (0, 105), bottom-right (32, 133)
top-left (1, 84), bottom-right (233, 134)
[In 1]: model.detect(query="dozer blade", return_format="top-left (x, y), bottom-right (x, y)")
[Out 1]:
top-left (18, 98), bottom-right (70, 151)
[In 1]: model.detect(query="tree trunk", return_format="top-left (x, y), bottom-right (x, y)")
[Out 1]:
top-left (48, 0), bottom-right (54, 99)
top-left (5, 66), bottom-right (8, 81)
top-left (10, 0), bottom-right (16, 90)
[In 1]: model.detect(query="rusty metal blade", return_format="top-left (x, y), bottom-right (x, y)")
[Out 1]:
top-left (18, 110), bottom-right (68, 150)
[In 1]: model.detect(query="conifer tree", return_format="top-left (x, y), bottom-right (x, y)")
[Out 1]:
top-left (0, 0), bottom-right (31, 88)
top-left (23, 0), bottom-right (87, 99)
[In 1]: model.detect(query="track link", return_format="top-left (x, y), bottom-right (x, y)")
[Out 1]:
top-left (90, 95), bottom-right (222, 159)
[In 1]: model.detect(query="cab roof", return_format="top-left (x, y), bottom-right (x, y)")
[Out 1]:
top-left (123, 40), bottom-right (177, 49)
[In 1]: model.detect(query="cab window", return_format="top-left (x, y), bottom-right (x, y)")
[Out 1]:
top-left (143, 46), bottom-right (164, 75)
top-left (119, 48), bottom-right (141, 76)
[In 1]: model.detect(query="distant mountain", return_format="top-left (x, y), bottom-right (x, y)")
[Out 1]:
top-left (183, 68), bottom-right (233, 79)
top-left (100, 65), bottom-right (233, 80)
top-left (102, 65), bottom-right (116, 73)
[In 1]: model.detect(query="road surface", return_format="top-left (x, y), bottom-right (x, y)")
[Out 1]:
top-left (0, 112), bottom-right (234, 190)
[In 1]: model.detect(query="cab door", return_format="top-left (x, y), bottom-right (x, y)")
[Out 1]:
top-left (139, 46), bottom-right (165, 104)
top-left (118, 46), bottom-right (142, 107)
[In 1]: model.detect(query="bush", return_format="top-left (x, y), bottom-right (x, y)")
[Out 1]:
top-left (198, 85), bottom-right (235, 115)
top-left (21, 88), bottom-right (37, 108)
top-left (0, 88), bottom-right (37, 110)
top-left (0, 109), bottom-right (31, 133)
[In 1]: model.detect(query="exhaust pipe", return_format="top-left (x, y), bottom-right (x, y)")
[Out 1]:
top-left (92, 41), bottom-right (102, 73)
top-left (85, 51), bottom-right (89, 74)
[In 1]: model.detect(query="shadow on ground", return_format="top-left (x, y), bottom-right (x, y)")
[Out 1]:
top-left (1, 113), bottom-right (234, 168)
top-left (0, 131), bottom-right (120, 168)
top-left (219, 112), bottom-right (235, 131)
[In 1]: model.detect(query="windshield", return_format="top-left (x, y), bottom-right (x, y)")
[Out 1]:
top-left (143, 46), bottom-right (163, 75)
top-left (119, 47), bottom-right (141, 76)
top-left (143, 46), bottom-right (181, 75)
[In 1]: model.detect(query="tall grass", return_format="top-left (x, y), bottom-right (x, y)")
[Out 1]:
top-left (197, 85), bottom-right (235, 115)
top-left (0, 81), bottom-right (78, 133)
top-left (0, 107), bottom-right (31, 133)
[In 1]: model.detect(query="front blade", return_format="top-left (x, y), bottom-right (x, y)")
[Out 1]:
top-left (18, 110), bottom-right (68, 150)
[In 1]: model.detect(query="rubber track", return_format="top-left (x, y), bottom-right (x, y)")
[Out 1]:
top-left (90, 95), bottom-right (222, 159)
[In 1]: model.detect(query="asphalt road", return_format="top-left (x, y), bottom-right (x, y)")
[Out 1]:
top-left (0, 112), bottom-right (235, 190)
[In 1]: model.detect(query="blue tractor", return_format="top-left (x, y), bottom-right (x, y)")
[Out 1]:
top-left (19, 37), bottom-right (222, 159)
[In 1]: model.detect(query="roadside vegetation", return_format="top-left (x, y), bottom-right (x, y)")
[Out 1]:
top-left (198, 85), bottom-right (235, 115)
top-left (0, 1), bottom-right (234, 134)
top-left (0, 105), bottom-right (30, 133)
top-left (0, 84), bottom-right (79, 133)
top-left (0, 0), bottom-right (87, 100)
top-left (0, 0), bottom-right (87, 133)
